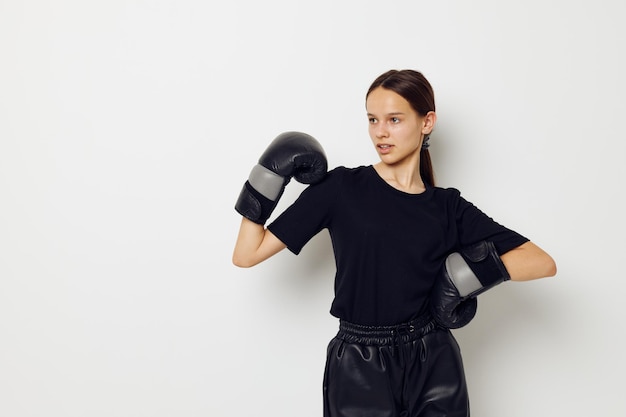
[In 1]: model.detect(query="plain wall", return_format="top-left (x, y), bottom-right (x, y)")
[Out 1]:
top-left (1, 1), bottom-right (625, 416)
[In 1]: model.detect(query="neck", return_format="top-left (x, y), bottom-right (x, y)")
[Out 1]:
top-left (373, 160), bottom-right (425, 194)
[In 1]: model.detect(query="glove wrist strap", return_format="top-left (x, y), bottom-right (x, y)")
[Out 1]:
top-left (235, 181), bottom-right (282, 225)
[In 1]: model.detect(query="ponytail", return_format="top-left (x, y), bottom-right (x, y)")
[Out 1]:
top-left (420, 149), bottom-right (435, 187)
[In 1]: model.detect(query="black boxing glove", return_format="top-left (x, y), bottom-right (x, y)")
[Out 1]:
top-left (431, 241), bottom-right (510, 329)
top-left (235, 131), bottom-right (328, 224)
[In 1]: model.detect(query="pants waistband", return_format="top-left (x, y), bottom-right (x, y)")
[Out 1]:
top-left (337, 314), bottom-right (437, 346)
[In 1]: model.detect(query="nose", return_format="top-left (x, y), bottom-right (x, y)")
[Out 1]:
top-left (375, 123), bottom-right (389, 139)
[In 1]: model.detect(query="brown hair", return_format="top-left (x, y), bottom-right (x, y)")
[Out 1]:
top-left (366, 69), bottom-right (436, 187)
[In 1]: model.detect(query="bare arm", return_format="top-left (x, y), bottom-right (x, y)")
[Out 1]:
top-left (501, 241), bottom-right (557, 281)
top-left (232, 217), bottom-right (287, 268)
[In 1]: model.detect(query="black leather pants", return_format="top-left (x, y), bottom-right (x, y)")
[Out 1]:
top-left (323, 316), bottom-right (470, 417)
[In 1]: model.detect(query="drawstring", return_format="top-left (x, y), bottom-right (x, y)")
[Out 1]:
top-left (392, 323), bottom-right (415, 368)
top-left (392, 323), bottom-right (417, 413)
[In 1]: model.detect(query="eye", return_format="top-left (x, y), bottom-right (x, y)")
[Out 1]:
top-left (368, 117), bottom-right (378, 124)
top-left (391, 117), bottom-right (400, 123)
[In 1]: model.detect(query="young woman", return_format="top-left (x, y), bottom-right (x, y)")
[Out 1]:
top-left (233, 69), bottom-right (557, 417)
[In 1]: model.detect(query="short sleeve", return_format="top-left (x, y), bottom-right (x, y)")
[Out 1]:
top-left (454, 191), bottom-right (529, 254)
top-left (267, 167), bottom-right (343, 254)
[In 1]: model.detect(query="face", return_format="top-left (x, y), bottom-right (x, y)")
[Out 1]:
top-left (366, 87), bottom-right (433, 166)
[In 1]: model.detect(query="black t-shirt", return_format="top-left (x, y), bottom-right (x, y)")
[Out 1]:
top-left (268, 166), bottom-right (528, 326)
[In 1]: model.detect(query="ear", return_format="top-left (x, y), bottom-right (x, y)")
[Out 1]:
top-left (422, 111), bottom-right (437, 135)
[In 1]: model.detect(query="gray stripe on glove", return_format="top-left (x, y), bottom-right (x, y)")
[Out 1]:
top-left (445, 252), bottom-right (483, 298)
top-left (248, 164), bottom-right (284, 201)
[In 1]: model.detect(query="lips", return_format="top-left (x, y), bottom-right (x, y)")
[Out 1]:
top-left (377, 144), bottom-right (393, 154)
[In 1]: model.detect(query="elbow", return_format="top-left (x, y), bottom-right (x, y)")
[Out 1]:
top-left (545, 255), bottom-right (558, 278)
top-left (232, 253), bottom-right (257, 268)
top-left (534, 251), bottom-right (557, 279)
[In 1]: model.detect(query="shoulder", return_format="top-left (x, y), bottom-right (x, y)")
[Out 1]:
top-left (297, 165), bottom-right (359, 197)
top-left (318, 165), bottom-right (371, 184)
top-left (430, 186), bottom-right (462, 201)
top-left (429, 186), bottom-right (479, 212)
top-left (328, 165), bottom-right (370, 176)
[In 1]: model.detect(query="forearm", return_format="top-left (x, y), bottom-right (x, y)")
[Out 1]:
top-left (232, 217), bottom-right (286, 268)
top-left (500, 241), bottom-right (557, 281)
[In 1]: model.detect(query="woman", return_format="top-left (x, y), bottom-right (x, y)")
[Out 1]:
top-left (233, 69), bottom-right (556, 417)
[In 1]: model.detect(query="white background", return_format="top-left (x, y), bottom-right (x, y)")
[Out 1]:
top-left (1, 1), bottom-right (625, 416)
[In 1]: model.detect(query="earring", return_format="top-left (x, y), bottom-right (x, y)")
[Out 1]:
top-left (422, 135), bottom-right (430, 150)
